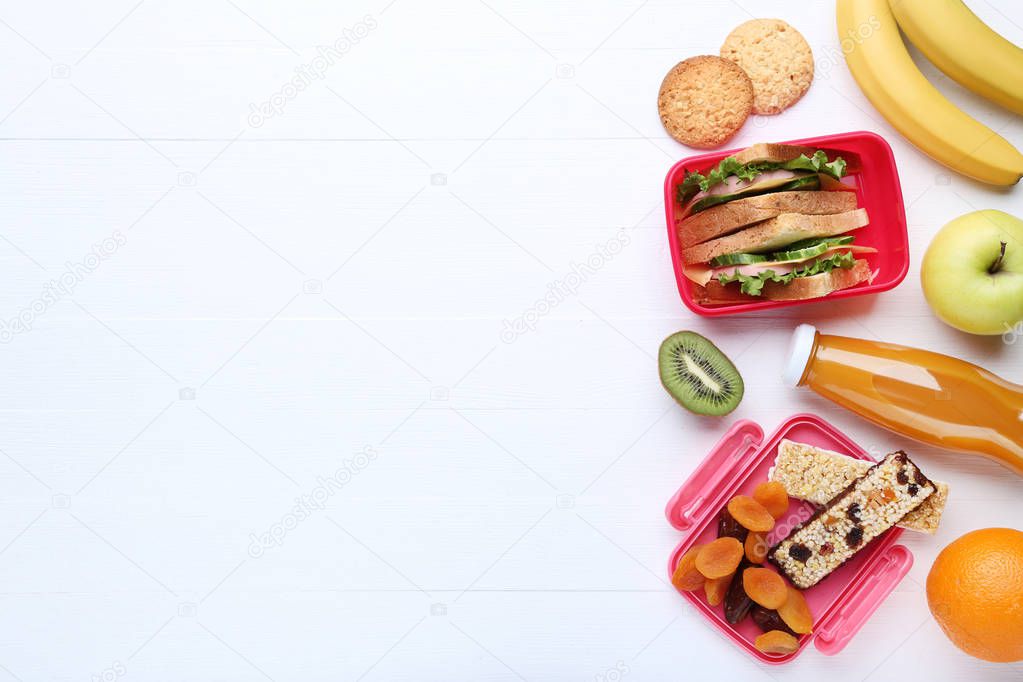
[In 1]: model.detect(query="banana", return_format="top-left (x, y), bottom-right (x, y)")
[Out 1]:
top-left (837, 0), bottom-right (1023, 186)
top-left (890, 0), bottom-right (1023, 115)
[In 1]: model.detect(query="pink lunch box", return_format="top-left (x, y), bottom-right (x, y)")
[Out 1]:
top-left (664, 413), bottom-right (913, 664)
top-left (664, 131), bottom-right (910, 316)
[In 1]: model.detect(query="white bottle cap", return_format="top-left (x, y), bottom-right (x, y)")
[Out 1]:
top-left (783, 324), bottom-right (818, 388)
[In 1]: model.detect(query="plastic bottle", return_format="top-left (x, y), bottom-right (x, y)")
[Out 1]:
top-left (783, 324), bottom-right (1023, 476)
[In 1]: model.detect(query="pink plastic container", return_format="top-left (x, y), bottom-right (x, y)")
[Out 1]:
top-left (664, 413), bottom-right (913, 664)
top-left (664, 131), bottom-right (909, 316)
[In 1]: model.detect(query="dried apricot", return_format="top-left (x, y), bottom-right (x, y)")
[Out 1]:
top-left (727, 495), bottom-right (775, 533)
top-left (671, 544), bottom-right (705, 591)
top-left (704, 574), bottom-right (732, 606)
top-left (754, 630), bottom-right (799, 655)
top-left (777, 586), bottom-right (813, 634)
top-left (753, 481), bottom-right (790, 519)
top-left (743, 567), bottom-right (787, 609)
top-left (695, 537), bottom-right (744, 579)
top-left (745, 532), bottom-right (768, 564)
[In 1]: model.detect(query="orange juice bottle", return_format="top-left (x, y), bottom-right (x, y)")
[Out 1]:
top-left (784, 324), bottom-right (1023, 476)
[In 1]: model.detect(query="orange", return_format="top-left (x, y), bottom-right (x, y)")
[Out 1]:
top-left (926, 528), bottom-right (1023, 662)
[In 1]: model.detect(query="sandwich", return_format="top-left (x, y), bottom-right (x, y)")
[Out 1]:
top-left (676, 143), bottom-right (876, 304)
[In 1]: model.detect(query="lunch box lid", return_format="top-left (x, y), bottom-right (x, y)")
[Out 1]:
top-left (664, 130), bottom-right (910, 316)
top-left (664, 413), bottom-right (914, 664)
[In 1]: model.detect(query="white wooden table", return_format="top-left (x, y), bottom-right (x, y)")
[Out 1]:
top-left (1, 1), bottom-right (1021, 680)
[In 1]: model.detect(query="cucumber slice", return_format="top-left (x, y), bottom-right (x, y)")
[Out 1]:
top-left (771, 242), bottom-right (831, 261)
top-left (771, 236), bottom-right (855, 262)
top-left (782, 235), bottom-right (855, 251)
top-left (688, 175), bottom-right (820, 214)
top-left (708, 252), bottom-right (772, 268)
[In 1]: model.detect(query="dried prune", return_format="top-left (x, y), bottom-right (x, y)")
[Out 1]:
top-left (788, 543), bottom-right (811, 563)
top-left (777, 586), bottom-right (813, 634)
top-left (671, 544), bottom-right (705, 592)
top-left (908, 484), bottom-right (919, 496)
top-left (896, 469), bottom-right (909, 485)
top-left (846, 526), bottom-right (864, 548)
top-left (751, 605), bottom-right (796, 636)
top-left (727, 495), bottom-right (775, 533)
top-left (752, 481), bottom-right (789, 520)
top-left (743, 567), bottom-right (787, 609)
top-left (717, 508), bottom-right (749, 543)
top-left (724, 559), bottom-right (754, 624)
top-left (755, 630), bottom-right (799, 655)
top-left (696, 537), bottom-right (744, 579)
top-left (745, 532), bottom-right (768, 564)
top-left (846, 503), bottom-right (862, 522)
top-left (704, 574), bottom-right (732, 607)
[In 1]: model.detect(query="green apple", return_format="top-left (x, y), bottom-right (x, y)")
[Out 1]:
top-left (921, 209), bottom-right (1023, 335)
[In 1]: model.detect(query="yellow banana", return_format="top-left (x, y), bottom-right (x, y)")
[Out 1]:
top-left (837, 0), bottom-right (1023, 186)
top-left (890, 0), bottom-right (1023, 115)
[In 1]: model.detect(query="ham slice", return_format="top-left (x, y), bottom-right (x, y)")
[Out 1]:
top-left (683, 169), bottom-right (804, 209)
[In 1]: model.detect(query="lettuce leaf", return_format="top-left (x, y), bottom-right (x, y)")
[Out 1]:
top-left (677, 150), bottom-right (847, 205)
top-left (716, 251), bottom-right (856, 296)
top-left (779, 151), bottom-right (847, 180)
top-left (677, 156), bottom-right (751, 204)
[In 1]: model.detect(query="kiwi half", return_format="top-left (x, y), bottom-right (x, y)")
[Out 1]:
top-left (658, 331), bottom-right (744, 416)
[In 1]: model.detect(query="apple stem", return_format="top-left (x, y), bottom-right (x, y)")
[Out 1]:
top-left (989, 241), bottom-right (1007, 275)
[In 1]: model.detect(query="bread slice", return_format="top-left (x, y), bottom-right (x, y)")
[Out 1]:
top-left (733, 142), bottom-right (819, 165)
top-left (732, 142), bottom-right (861, 173)
top-left (677, 191), bottom-right (858, 247)
top-left (682, 209), bottom-right (869, 264)
top-left (695, 258), bottom-right (872, 304)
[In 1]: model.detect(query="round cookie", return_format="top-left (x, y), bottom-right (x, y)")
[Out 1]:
top-left (657, 56), bottom-right (754, 149)
top-left (720, 19), bottom-right (814, 115)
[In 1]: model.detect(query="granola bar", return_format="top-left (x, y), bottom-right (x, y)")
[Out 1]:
top-left (769, 451), bottom-right (935, 589)
top-left (768, 439), bottom-right (948, 534)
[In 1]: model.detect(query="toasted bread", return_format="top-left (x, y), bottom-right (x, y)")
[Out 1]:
top-left (677, 191), bottom-right (858, 247)
top-left (696, 258), bottom-right (872, 304)
top-left (682, 209), bottom-right (869, 264)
